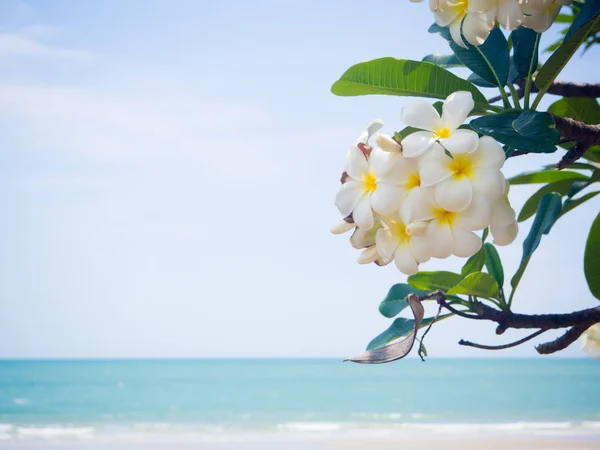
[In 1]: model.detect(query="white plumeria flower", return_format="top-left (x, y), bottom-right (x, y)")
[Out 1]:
top-left (410, 195), bottom-right (493, 259)
top-left (520, 0), bottom-right (571, 32)
top-left (401, 92), bottom-right (479, 158)
top-left (496, 0), bottom-right (525, 30)
top-left (418, 136), bottom-right (507, 212)
top-left (490, 178), bottom-right (519, 246)
top-left (433, 0), bottom-right (496, 47)
top-left (582, 324), bottom-right (600, 359)
top-left (376, 214), bottom-right (431, 275)
top-left (335, 145), bottom-right (406, 230)
top-left (375, 134), bottom-right (402, 153)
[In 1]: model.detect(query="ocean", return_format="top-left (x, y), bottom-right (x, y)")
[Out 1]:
top-left (0, 358), bottom-right (599, 447)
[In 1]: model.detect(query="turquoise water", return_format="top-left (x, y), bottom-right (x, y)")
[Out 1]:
top-left (0, 358), bottom-right (599, 441)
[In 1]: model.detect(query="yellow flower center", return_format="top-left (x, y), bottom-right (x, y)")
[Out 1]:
top-left (449, 154), bottom-right (474, 179)
top-left (406, 172), bottom-right (421, 190)
top-left (453, 0), bottom-right (468, 14)
top-left (390, 220), bottom-right (410, 244)
top-left (435, 127), bottom-right (452, 139)
top-left (362, 172), bottom-right (377, 194)
top-left (433, 208), bottom-right (457, 226)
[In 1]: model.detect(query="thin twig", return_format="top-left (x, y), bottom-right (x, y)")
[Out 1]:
top-left (458, 329), bottom-right (548, 350)
top-left (536, 325), bottom-right (591, 354)
top-left (417, 302), bottom-right (443, 361)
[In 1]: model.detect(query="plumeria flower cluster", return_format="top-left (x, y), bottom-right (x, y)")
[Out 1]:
top-left (409, 0), bottom-right (573, 47)
top-left (332, 92), bottom-right (518, 275)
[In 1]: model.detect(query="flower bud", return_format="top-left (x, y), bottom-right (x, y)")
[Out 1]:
top-left (357, 245), bottom-right (379, 265)
top-left (330, 220), bottom-right (355, 235)
top-left (406, 221), bottom-right (428, 237)
top-left (375, 134), bottom-right (402, 153)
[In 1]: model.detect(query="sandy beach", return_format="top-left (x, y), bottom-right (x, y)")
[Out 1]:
top-left (1, 437), bottom-right (600, 450)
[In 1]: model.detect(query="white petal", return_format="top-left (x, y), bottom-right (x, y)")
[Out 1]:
top-left (401, 131), bottom-right (438, 158)
top-left (476, 136), bottom-right (505, 169)
top-left (370, 183), bottom-right (403, 215)
top-left (455, 195), bottom-right (493, 230)
top-left (394, 245), bottom-right (419, 275)
top-left (356, 119), bottom-right (384, 144)
top-left (375, 228), bottom-right (398, 263)
top-left (406, 220), bottom-right (428, 237)
top-left (452, 227), bottom-right (482, 257)
top-left (375, 134), bottom-right (402, 153)
top-left (491, 221), bottom-right (518, 246)
top-left (497, 0), bottom-right (524, 30)
top-left (400, 187), bottom-right (436, 223)
top-left (439, 129), bottom-right (479, 154)
top-left (419, 153), bottom-right (453, 186)
top-left (358, 246), bottom-right (379, 265)
top-left (423, 221), bottom-right (453, 259)
top-left (463, 11), bottom-right (494, 46)
top-left (350, 226), bottom-right (376, 249)
top-left (409, 235), bottom-right (432, 263)
top-left (449, 16), bottom-right (467, 48)
top-left (401, 100), bottom-right (442, 132)
top-left (442, 91), bottom-right (474, 130)
top-left (435, 4), bottom-right (463, 27)
top-left (352, 195), bottom-right (374, 230)
top-left (346, 145), bottom-right (369, 180)
top-left (335, 180), bottom-right (364, 217)
top-left (435, 177), bottom-right (473, 212)
top-left (330, 220), bottom-right (354, 235)
top-left (470, 168), bottom-right (505, 200)
top-left (491, 199), bottom-right (517, 227)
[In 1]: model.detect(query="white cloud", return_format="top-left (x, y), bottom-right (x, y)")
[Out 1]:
top-left (0, 83), bottom-right (281, 177)
top-left (0, 31), bottom-right (94, 62)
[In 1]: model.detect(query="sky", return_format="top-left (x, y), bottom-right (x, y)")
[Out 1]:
top-left (0, 0), bottom-right (599, 359)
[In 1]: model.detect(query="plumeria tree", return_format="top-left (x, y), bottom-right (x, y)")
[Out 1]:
top-left (331, 0), bottom-right (600, 361)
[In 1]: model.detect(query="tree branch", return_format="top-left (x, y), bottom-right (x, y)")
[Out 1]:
top-left (535, 325), bottom-right (591, 355)
top-left (487, 80), bottom-right (600, 104)
top-left (424, 291), bottom-right (600, 354)
top-left (522, 79), bottom-right (600, 98)
top-left (458, 329), bottom-right (548, 351)
top-left (553, 116), bottom-right (600, 168)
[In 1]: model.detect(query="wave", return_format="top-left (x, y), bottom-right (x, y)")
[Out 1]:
top-left (1, 421), bottom-right (600, 442)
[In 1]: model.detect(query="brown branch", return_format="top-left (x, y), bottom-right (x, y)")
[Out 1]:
top-left (425, 291), bottom-right (600, 354)
top-left (535, 325), bottom-right (591, 355)
top-left (459, 329), bottom-right (548, 350)
top-left (518, 79), bottom-right (600, 98)
top-left (553, 116), bottom-right (600, 168)
top-left (487, 80), bottom-right (600, 104)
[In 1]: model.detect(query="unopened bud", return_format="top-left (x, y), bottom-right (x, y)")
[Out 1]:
top-left (330, 220), bottom-right (355, 235)
top-left (357, 245), bottom-right (379, 265)
top-left (406, 221), bottom-right (428, 237)
top-left (375, 134), bottom-right (402, 153)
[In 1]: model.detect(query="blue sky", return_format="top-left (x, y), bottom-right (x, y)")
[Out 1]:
top-left (0, 0), bottom-right (599, 358)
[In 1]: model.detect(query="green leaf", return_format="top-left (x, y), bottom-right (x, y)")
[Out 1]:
top-left (518, 179), bottom-right (582, 222)
top-left (522, 193), bottom-right (563, 260)
top-left (408, 271), bottom-right (463, 292)
top-left (508, 170), bottom-right (589, 185)
top-left (560, 191), bottom-right (600, 218)
top-left (543, 162), bottom-right (598, 171)
top-left (331, 58), bottom-right (489, 112)
top-left (484, 243), bottom-right (504, 288)
top-left (349, 295), bottom-right (425, 362)
top-left (511, 27), bottom-right (539, 78)
top-left (396, 126), bottom-right (421, 140)
top-left (468, 73), bottom-right (496, 88)
top-left (548, 97), bottom-right (600, 125)
top-left (510, 193), bottom-right (563, 298)
top-left (535, 2), bottom-right (600, 95)
top-left (470, 110), bottom-right (559, 154)
top-left (378, 284), bottom-right (428, 319)
top-left (461, 246), bottom-right (486, 278)
top-left (447, 272), bottom-right (500, 299)
top-left (584, 146), bottom-right (600, 163)
top-left (429, 24), bottom-right (509, 87)
top-left (584, 212), bottom-right (600, 300)
top-left (422, 54), bottom-right (463, 67)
